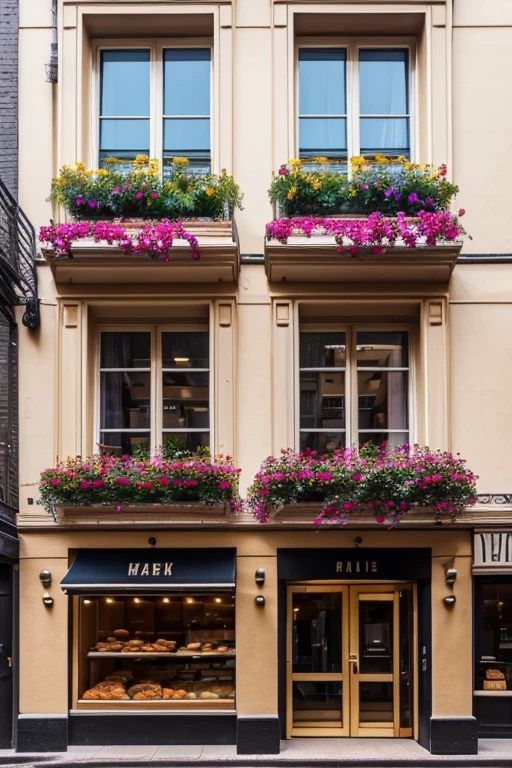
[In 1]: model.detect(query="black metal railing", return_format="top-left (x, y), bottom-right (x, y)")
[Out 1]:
top-left (0, 176), bottom-right (40, 330)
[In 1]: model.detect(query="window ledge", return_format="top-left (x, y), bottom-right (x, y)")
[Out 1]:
top-left (265, 240), bottom-right (463, 285)
top-left (42, 221), bottom-right (239, 285)
top-left (19, 503), bottom-right (235, 528)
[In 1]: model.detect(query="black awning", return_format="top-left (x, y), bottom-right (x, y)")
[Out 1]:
top-left (60, 548), bottom-right (236, 594)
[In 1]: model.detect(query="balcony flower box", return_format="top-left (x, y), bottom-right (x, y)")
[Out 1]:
top-left (265, 157), bottom-right (465, 284)
top-left (246, 444), bottom-right (477, 527)
top-left (39, 452), bottom-right (241, 521)
top-left (40, 157), bottom-right (243, 283)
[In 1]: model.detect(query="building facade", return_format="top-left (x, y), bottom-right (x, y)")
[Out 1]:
top-left (15, 0), bottom-right (512, 756)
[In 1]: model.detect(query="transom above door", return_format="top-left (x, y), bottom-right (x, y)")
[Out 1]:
top-left (287, 584), bottom-right (416, 738)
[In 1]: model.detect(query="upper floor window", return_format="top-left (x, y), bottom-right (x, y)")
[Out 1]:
top-left (298, 45), bottom-right (411, 166)
top-left (299, 329), bottom-right (410, 453)
top-left (99, 46), bottom-right (212, 172)
top-left (99, 328), bottom-right (210, 456)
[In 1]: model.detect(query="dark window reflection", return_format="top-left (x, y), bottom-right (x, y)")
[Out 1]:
top-left (300, 332), bottom-right (346, 368)
top-left (292, 593), bottom-right (342, 673)
top-left (293, 681), bottom-right (342, 724)
top-left (359, 599), bottom-right (393, 674)
top-left (476, 582), bottom-right (512, 691)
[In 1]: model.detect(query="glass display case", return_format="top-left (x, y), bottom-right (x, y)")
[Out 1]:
top-left (475, 582), bottom-right (512, 693)
top-left (74, 594), bottom-right (235, 709)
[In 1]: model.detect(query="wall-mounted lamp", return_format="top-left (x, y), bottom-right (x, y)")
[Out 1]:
top-left (445, 568), bottom-right (458, 586)
top-left (255, 568), bottom-right (265, 587)
top-left (255, 595), bottom-right (265, 607)
top-left (42, 592), bottom-right (54, 607)
top-left (39, 569), bottom-right (52, 588)
top-left (443, 595), bottom-right (456, 606)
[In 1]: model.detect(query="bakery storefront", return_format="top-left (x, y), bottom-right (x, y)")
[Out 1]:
top-left (473, 531), bottom-right (512, 736)
top-left (63, 548), bottom-right (237, 746)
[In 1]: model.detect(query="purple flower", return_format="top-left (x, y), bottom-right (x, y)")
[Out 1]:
top-left (88, 200), bottom-right (97, 208)
top-left (408, 192), bottom-right (419, 203)
top-left (112, 187), bottom-right (121, 194)
top-left (384, 188), bottom-right (393, 198)
top-left (361, 184), bottom-right (369, 190)
top-left (278, 165), bottom-right (289, 176)
top-left (136, 191), bottom-right (143, 200)
top-left (425, 197), bottom-right (433, 205)
top-left (76, 196), bottom-right (83, 206)
top-left (394, 193), bottom-right (401, 201)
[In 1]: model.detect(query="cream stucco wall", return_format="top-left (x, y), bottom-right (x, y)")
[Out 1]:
top-left (14, 0), bottom-right (512, 741)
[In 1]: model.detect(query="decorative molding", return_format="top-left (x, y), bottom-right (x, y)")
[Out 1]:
top-left (275, 302), bottom-right (290, 327)
top-left (474, 531), bottom-right (512, 573)
top-left (427, 300), bottom-right (443, 326)
top-left (218, 303), bottom-right (232, 328)
top-left (477, 494), bottom-right (512, 505)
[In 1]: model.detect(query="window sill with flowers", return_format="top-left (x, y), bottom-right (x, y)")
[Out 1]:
top-left (39, 157), bottom-right (243, 284)
top-left (265, 156), bottom-right (466, 284)
top-left (37, 442), bottom-right (482, 530)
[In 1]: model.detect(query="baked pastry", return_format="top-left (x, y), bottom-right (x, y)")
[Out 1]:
top-left (185, 692), bottom-right (198, 699)
top-left (128, 683), bottom-right (162, 698)
top-left (486, 669), bottom-right (505, 680)
top-left (187, 642), bottom-right (202, 651)
top-left (108, 643), bottom-right (124, 652)
top-left (113, 629), bottom-right (130, 639)
top-left (216, 646), bottom-right (229, 654)
top-left (484, 680), bottom-right (506, 690)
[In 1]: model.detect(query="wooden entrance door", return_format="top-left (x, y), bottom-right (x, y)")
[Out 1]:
top-left (287, 583), bottom-right (416, 738)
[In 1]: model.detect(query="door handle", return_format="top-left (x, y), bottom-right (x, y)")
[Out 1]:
top-left (349, 655), bottom-right (358, 674)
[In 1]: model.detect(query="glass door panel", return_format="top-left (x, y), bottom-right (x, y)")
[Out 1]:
top-left (288, 586), bottom-right (348, 736)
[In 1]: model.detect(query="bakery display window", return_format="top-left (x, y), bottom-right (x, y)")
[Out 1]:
top-left (75, 594), bottom-right (235, 709)
top-left (474, 581), bottom-right (512, 693)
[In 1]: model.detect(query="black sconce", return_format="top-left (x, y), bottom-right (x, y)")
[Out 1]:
top-left (445, 568), bottom-right (458, 586)
top-left (255, 595), bottom-right (265, 607)
top-left (255, 568), bottom-right (265, 587)
top-left (42, 592), bottom-right (54, 607)
top-left (443, 595), bottom-right (456, 606)
top-left (39, 570), bottom-right (52, 588)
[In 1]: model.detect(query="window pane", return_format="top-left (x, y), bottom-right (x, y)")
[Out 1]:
top-left (98, 431), bottom-right (151, 456)
top-left (359, 49), bottom-right (408, 115)
top-left (299, 118), bottom-right (347, 154)
top-left (299, 49), bottom-right (346, 115)
top-left (358, 431), bottom-right (409, 448)
top-left (292, 592), bottom-right (342, 673)
top-left (100, 50), bottom-right (150, 117)
top-left (359, 599), bottom-right (393, 675)
top-left (300, 332), bottom-right (346, 368)
top-left (100, 332), bottom-right (151, 369)
top-left (300, 431), bottom-right (345, 454)
top-left (100, 372), bottom-right (151, 430)
top-left (357, 372), bottom-right (408, 430)
top-left (293, 681), bottom-right (343, 725)
top-left (162, 432), bottom-right (210, 453)
top-left (300, 373), bottom-right (345, 430)
top-left (162, 332), bottom-right (209, 368)
top-left (163, 119), bottom-right (210, 153)
top-left (163, 49), bottom-right (211, 116)
top-left (359, 682), bottom-right (393, 723)
top-left (162, 372), bottom-right (210, 430)
top-left (100, 119), bottom-right (150, 152)
top-left (475, 583), bottom-right (512, 692)
top-left (356, 332), bottom-right (409, 368)
top-left (359, 117), bottom-right (409, 154)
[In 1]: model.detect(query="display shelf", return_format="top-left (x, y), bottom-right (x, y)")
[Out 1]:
top-left (75, 699), bottom-right (235, 710)
top-left (87, 651), bottom-right (235, 659)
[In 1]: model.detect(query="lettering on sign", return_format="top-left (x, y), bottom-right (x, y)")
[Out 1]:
top-left (335, 560), bottom-right (378, 574)
top-left (128, 562), bottom-right (173, 577)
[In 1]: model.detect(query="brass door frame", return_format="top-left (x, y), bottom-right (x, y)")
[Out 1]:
top-left (286, 582), bottom-right (417, 739)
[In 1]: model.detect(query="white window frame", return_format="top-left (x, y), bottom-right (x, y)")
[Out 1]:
top-left (294, 37), bottom-right (417, 163)
top-left (295, 322), bottom-right (416, 450)
top-left (95, 323), bottom-right (213, 454)
top-left (91, 38), bottom-right (214, 170)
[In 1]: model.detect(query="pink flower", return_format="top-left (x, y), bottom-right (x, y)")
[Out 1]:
top-left (50, 478), bottom-right (61, 486)
top-left (375, 516), bottom-right (386, 524)
top-left (136, 191), bottom-right (143, 200)
top-left (112, 187), bottom-right (121, 194)
top-left (80, 481), bottom-right (91, 489)
top-left (219, 481), bottom-right (231, 489)
top-left (116, 477), bottom-right (129, 485)
top-left (92, 480), bottom-right (103, 487)
top-left (150, 192), bottom-right (158, 199)
top-left (76, 196), bottom-right (83, 206)
top-left (88, 200), bottom-right (97, 208)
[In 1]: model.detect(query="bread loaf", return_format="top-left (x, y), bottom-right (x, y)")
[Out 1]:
top-left (483, 680), bottom-right (506, 690)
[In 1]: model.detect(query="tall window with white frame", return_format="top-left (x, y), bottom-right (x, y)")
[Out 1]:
top-left (298, 46), bottom-right (410, 167)
top-left (99, 329), bottom-right (210, 456)
top-left (99, 47), bottom-right (212, 172)
top-left (299, 329), bottom-right (410, 453)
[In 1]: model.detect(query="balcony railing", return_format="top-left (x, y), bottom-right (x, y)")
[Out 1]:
top-left (0, 176), bottom-right (40, 330)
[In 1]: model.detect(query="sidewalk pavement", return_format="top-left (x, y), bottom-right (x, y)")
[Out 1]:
top-left (2, 740), bottom-right (512, 768)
